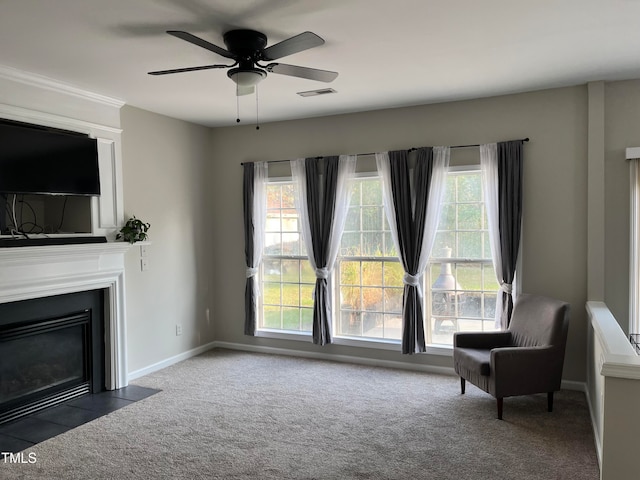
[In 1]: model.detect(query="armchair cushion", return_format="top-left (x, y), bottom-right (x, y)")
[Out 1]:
top-left (454, 348), bottom-right (492, 376)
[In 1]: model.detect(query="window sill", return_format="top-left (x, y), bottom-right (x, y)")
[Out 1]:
top-left (254, 329), bottom-right (453, 356)
top-left (254, 329), bottom-right (311, 341)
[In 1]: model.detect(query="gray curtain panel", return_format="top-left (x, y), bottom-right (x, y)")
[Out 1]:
top-left (304, 156), bottom-right (340, 345)
top-left (388, 148), bottom-right (434, 353)
top-left (243, 162), bottom-right (257, 336)
top-left (497, 140), bottom-right (524, 327)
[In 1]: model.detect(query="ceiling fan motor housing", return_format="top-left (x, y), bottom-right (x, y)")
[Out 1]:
top-left (223, 29), bottom-right (267, 65)
top-left (224, 29), bottom-right (269, 86)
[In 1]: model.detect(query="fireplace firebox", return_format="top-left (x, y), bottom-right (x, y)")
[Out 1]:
top-left (0, 290), bottom-right (105, 424)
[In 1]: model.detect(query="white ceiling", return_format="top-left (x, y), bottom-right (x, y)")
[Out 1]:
top-left (1, 0), bottom-right (640, 127)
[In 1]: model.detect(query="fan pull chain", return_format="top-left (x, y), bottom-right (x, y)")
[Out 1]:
top-left (236, 84), bottom-right (240, 123)
top-left (255, 85), bottom-right (260, 130)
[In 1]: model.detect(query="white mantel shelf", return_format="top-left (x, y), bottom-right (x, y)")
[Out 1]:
top-left (0, 241), bottom-right (132, 262)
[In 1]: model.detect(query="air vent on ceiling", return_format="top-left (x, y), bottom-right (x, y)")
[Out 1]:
top-left (297, 88), bottom-right (337, 97)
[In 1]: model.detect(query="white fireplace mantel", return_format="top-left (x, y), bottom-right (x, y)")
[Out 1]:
top-left (0, 242), bottom-right (132, 390)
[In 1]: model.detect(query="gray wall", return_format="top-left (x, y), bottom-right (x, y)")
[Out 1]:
top-left (209, 86), bottom-right (589, 382)
top-left (120, 105), bottom-right (213, 373)
top-left (604, 80), bottom-right (640, 332)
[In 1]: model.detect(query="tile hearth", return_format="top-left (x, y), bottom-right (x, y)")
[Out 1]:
top-left (0, 385), bottom-right (159, 453)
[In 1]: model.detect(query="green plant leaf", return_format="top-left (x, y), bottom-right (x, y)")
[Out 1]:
top-left (118, 216), bottom-right (151, 244)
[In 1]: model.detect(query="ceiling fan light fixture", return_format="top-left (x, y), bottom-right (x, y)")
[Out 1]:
top-left (227, 67), bottom-right (267, 87)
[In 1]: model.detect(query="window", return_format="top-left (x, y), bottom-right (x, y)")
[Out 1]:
top-left (258, 168), bottom-right (499, 348)
top-left (261, 182), bottom-right (314, 332)
top-left (337, 176), bottom-right (403, 340)
top-left (428, 169), bottom-right (499, 345)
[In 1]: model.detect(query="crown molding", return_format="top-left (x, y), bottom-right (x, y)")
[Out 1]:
top-left (0, 103), bottom-right (123, 135)
top-left (0, 64), bottom-right (125, 109)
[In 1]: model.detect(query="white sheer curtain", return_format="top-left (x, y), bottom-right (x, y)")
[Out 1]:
top-left (291, 155), bottom-right (356, 344)
top-left (419, 147), bottom-right (450, 281)
top-left (376, 146), bottom-right (450, 353)
top-left (252, 162), bottom-right (268, 272)
top-left (291, 158), bottom-right (310, 265)
top-left (243, 161), bottom-right (268, 335)
top-left (480, 143), bottom-right (504, 328)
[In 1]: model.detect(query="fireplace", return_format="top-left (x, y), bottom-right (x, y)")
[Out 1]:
top-left (0, 242), bottom-right (131, 415)
top-left (0, 290), bottom-right (105, 424)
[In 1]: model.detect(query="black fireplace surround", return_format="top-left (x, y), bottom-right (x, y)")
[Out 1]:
top-left (0, 290), bottom-right (105, 424)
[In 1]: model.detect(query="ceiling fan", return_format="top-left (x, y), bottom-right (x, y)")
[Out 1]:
top-left (148, 29), bottom-right (338, 96)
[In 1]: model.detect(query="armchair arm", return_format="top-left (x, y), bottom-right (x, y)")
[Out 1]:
top-left (454, 331), bottom-right (513, 349)
top-left (491, 346), bottom-right (563, 397)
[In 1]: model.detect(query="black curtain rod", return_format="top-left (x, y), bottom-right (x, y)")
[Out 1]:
top-left (240, 137), bottom-right (529, 166)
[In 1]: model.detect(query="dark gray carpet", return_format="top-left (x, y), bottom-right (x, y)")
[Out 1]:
top-left (2, 349), bottom-right (599, 479)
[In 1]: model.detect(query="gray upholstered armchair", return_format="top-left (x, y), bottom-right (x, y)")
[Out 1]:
top-left (453, 293), bottom-right (570, 420)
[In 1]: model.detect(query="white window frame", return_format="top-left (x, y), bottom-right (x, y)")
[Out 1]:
top-left (333, 171), bottom-right (404, 347)
top-left (426, 165), bottom-right (499, 344)
top-left (259, 178), bottom-right (314, 335)
top-left (628, 148), bottom-right (640, 335)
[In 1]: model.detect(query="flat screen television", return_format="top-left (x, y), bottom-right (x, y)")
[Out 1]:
top-left (0, 119), bottom-right (100, 196)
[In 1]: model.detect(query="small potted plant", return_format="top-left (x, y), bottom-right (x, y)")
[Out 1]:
top-left (117, 216), bottom-right (150, 244)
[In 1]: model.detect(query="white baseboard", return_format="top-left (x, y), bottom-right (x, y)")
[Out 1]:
top-left (561, 380), bottom-right (601, 469)
top-left (584, 386), bottom-right (603, 469)
top-left (212, 340), bottom-right (457, 376)
top-left (127, 341), bottom-right (217, 382)
top-left (561, 379), bottom-right (587, 392)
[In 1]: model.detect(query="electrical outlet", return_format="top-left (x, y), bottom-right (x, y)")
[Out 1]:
top-left (176, 324), bottom-right (183, 336)
top-left (140, 245), bottom-right (148, 257)
top-left (141, 258), bottom-right (149, 271)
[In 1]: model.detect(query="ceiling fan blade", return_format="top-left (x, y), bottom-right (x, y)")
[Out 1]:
top-left (266, 63), bottom-right (338, 83)
top-left (167, 30), bottom-right (235, 60)
top-left (236, 85), bottom-right (255, 96)
top-left (261, 32), bottom-right (324, 61)
top-left (148, 64), bottom-right (232, 76)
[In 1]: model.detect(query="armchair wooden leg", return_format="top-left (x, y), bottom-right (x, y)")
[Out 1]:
top-left (548, 391), bottom-right (554, 412)
top-left (497, 398), bottom-right (503, 420)
top-left (460, 377), bottom-right (465, 394)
